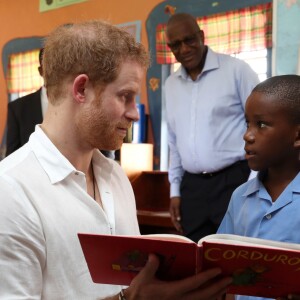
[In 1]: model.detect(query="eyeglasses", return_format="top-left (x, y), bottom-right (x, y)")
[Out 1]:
top-left (167, 31), bottom-right (201, 52)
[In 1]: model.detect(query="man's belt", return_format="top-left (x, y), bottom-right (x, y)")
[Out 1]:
top-left (197, 160), bottom-right (247, 178)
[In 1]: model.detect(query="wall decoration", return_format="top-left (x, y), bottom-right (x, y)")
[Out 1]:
top-left (40, 0), bottom-right (87, 12)
top-left (164, 5), bottom-right (176, 15)
top-left (117, 21), bottom-right (141, 42)
top-left (149, 78), bottom-right (160, 92)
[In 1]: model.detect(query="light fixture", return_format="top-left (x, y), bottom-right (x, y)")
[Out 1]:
top-left (120, 143), bottom-right (153, 181)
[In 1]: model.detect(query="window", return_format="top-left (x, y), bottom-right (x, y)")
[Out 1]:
top-left (171, 49), bottom-right (269, 82)
top-left (156, 3), bottom-right (272, 65)
top-left (6, 49), bottom-right (43, 101)
top-left (1, 37), bottom-right (44, 159)
top-left (162, 3), bottom-right (272, 81)
top-left (231, 49), bottom-right (268, 82)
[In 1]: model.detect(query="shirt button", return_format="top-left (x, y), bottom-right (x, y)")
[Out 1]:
top-left (75, 172), bottom-right (79, 175)
top-left (266, 214), bottom-right (272, 220)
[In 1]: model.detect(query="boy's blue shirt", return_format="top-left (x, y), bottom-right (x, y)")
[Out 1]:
top-left (218, 171), bottom-right (300, 300)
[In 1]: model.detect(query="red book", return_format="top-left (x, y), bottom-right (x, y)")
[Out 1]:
top-left (78, 233), bottom-right (300, 298)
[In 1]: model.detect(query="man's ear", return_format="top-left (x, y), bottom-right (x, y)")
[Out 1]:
top-left (199, 29), bottom-right (205, 44)
top-left (294, 125), bottom-right (300, 148)
top-left (72, 74), bottom-right (89, 103)
top-left (38, 66), bottom-right (43, 77)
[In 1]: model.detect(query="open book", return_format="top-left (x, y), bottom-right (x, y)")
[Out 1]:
top-left (78, 233), bottom-right (300, 298)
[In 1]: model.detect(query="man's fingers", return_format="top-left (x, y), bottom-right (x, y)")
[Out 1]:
top-left (134, 253), bottom-right (160, 282)
top-left (188, 276), bottom-right (232, 300)
top-left (170, 268), bottom-right (230, 295)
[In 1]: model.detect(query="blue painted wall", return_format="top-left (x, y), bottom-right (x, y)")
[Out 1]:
top-left (274, 0), bottom-right (300, 75)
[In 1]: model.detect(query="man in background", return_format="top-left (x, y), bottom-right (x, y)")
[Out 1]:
top-left (165, 13), bottom-right (260, 242)
top-left (5, 47), bottom-right (114, 159)
top-left (5, 48), bottom-right (46, 156)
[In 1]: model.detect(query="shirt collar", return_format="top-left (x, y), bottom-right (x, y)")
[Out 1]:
top-left (243, 170), bottom-right (300, 197)
top-left (40, 86), bottom-right (48, 118)
top-left (175, 47), bottom-right (220, 80)
top-left (288, 172), bottom-right (300, 193)
top-left (28, 126), bottom-right (113, 184)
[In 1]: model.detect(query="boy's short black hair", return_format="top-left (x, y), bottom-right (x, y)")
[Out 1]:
top-left (252, 75), bottom-right (300, 124)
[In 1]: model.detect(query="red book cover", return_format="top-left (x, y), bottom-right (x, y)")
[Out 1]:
top-left (78, 233), bottom-right (198, 285)
top-left (78, 233), bottom-right (300, 298)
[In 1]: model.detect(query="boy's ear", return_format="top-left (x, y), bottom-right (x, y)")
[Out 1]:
top-left (294, 125), bottom-right (300, 148)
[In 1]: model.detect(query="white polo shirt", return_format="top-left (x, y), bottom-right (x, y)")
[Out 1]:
top-left (0, 126), bottom-right (140, 299)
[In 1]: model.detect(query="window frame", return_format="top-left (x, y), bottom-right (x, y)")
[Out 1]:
top-left (1, 37), bottom-right (44, 156)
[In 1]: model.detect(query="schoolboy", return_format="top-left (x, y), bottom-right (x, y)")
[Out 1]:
top-left (218, 75), bottom-right (300, 300)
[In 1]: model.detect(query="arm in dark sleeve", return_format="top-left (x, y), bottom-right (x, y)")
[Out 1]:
top-left (6, 102), bottom-right (21, 156)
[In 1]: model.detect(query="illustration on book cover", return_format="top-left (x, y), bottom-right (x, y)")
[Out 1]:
top-left (232, 264), bottom-right (269, 286)
top-left (112, 249), bottom-right (177, 278)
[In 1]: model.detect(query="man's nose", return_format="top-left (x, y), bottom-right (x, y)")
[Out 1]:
top-left (179, 41), bottom-right (191, 53)
top-left (126, 103), bottom-right (139, 122)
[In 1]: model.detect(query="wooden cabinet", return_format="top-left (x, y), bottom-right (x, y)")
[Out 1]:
top-left (131, 171), bottom-right (179, 234)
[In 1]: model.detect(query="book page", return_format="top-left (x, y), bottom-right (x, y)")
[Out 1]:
top-left (143, 234), bottom-right (194, 244)
top-left (199, 234), bottom-right (300, 251)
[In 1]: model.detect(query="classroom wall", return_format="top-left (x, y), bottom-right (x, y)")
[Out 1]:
top-left (273, 0), bottom-right (300, 75)
top-left (0, 0), bottom-right (161, 144)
